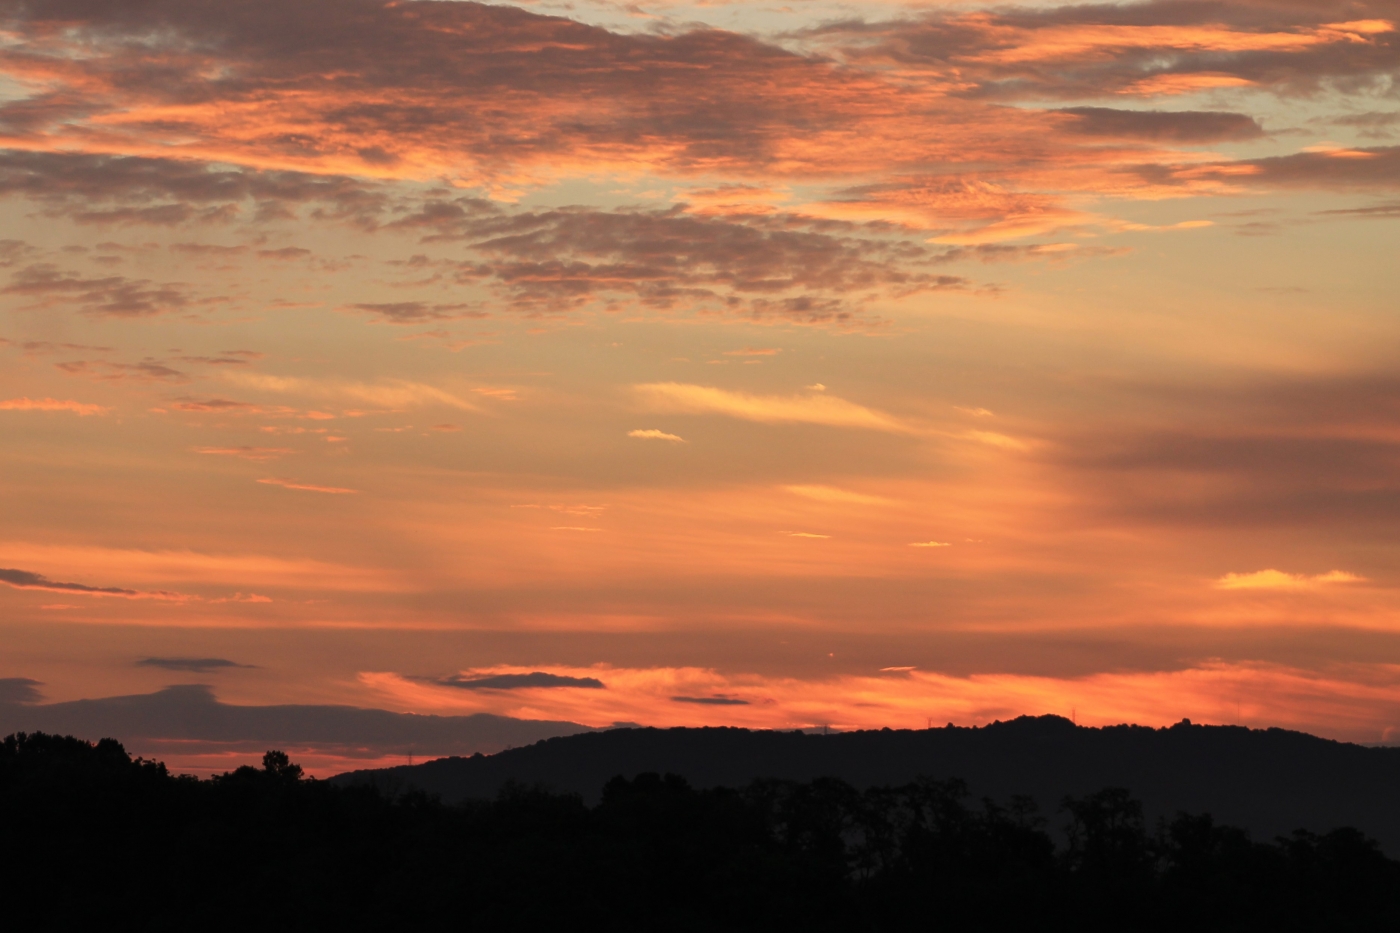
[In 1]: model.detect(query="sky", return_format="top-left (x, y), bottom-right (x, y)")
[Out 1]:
top-left (2, 0), bottom-right (1400, 775)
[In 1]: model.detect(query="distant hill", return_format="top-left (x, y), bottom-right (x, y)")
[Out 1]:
top-left (334, 715), bottom-right (1400, 853)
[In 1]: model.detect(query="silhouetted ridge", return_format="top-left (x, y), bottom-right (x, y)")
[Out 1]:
top-left (335, 716), bottom-right (1400, 852)
top-left (4, 730), bottom-right (1400, 931)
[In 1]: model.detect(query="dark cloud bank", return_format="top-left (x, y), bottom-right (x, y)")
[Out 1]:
top-left (0, 683), bottom-right (592, 762)
top-left (0, 566), bottom-right (137, 596)
top-left (136, 657), bottom-right (254, 673)
top-left (437, 671), bottom-right (605, 690)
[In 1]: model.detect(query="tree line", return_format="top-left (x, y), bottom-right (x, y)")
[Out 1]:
top-left (2, 731), bottom-right (1396, 930)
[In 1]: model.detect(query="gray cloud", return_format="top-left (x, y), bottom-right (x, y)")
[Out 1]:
top-left (671, 695), bottom-right (751, 706)
top-left (347, 301), bottom-right (482, 324)
top-left (1330, 111), bottom-right (1400, 139)
top-left (395, 204), bottom-right (969, 322)
top-left (0, 150), bottom-right (387, 228)
top-left (1124, 146), bottom-right (1400, 195)
top-left (437, 672), bottom-right (605, 690)
top-left (0, 678), bottom-right (43, 705)
top-left (136, 658), bottom-right (255, 673)
top-left (1045, 374), bottom-right (1400, 528)
top-left (0, 567), bottom-right (140, 597)
top-left (3, 263), bottom-right (193, 317)
top-left (0, 683), bottom-right (593, 761)
top-left (1317, 202), bottom-right (1400, 218)
top-left (1055, 108), bottom-right (1264, 143)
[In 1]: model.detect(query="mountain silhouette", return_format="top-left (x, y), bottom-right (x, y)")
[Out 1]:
top-left (334, 715), bottom-right (1400, 852)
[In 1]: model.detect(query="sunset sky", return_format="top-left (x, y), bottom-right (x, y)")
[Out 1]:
top-left (2, 0), bottom-right (1400, 774)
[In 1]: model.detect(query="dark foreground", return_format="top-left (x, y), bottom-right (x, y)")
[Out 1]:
top-left (4, 732), bottom-right (1398, 931)
top-left (336, 717), bottom-right (1400, 852)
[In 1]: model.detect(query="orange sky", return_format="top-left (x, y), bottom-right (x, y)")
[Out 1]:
top-left (2, 0), bottom-right (1400, 775)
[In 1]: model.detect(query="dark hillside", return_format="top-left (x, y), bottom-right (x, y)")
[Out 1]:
top-left (335, 716), bottom-right (1400, 852)
top-left (6, 730), bottom-right (1400, 931)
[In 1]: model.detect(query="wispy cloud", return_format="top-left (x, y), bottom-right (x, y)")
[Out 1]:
top-left (193, 446), bottom-right (292, 461)
top-left (0, 567), bottom-right (184, 600)
top-left (257, 477), bottom-right (360, 495)
top-left (628, 429), bottom-right (687, 442)
top-left (227, 372), bottom-right (479, 412)
top-left (783, 485), bottom-right (892, 505)
top-left (634, 383), bottom-right (915, 433)
top-left (0, 397), bottom-right (108, 415)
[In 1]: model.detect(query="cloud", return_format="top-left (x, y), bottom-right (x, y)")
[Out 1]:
top-left (57, 358), bottom-right (190, 383)
top-left (783, 485), bottom-right (891, 505)
top-left (257, 477), bottom-right (360, 495)
top-left (0, 678), bottom-right (43, 705)
top-left (634, 383), bottom-right (915, 433)
top-left (136, 657), bottom-right (255, 673)
top-left (1216, 570), bottom-right (1365, 590)
top-left (1330, 111), bottom-right (1400, 139)
top-left (226, 372), bottom-right (479, 412)
top-left (0, 683), bottom-right (593, 772)
top-left (1047, 374), bottom-right (1400, 528)
top-left (0, 150), bottom-right (387, 229)
top-left (0, 0), bottom-right (963, 183)
top-left (437, 672), bottom-right (606, 691)
top-left (0, 567), bottom-right (183, 600)
top-left (1054, 108), bottom-right (1264, 143)
top-left (0, 0), bottom-right (1388, 290)
top-left (2, 263), bottom-right (193, 317)
top-left (0, 0), bottom-right (1388, 311)
top-left (172, 397), bottom-right (260, 412)
top-left (346, 301), bottom-right (483, 324)
top-left (628, 429), bottom-right (687, 443)
top-left (256, 247), bottom-right (311, 260)
top-left (723, 347), bottom-right (782, 356)
top-left (208, 592), bottom-right (273, 604)
top-left (1316, 202), bottom-right (1400, 218)
top-left (0, 396), bottom-right (108, 415)
top-left (910, 541), bottom-right (952, 548)
top-left (404, 204), bottom-right (969, 321)
top-left (193, 446), bottom-right (292, 461)
top-left (1237, 146), bottom-right (1400, 190)
top-left (0, 542), bottom-right (403, 593)
top-left (364, 660), bottom-right (1400, 748)
top-left (806, 6), bottom-right (1400, 101)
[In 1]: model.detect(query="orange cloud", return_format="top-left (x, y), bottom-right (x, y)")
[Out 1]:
top-left (635, 383), bottom-right (915, 433)
top-left (0, 542), bottom-right (404, 593)
top-left (1216, 570), bottom-right (1365, 590)
top-left (358, 660), bottom-right (1400, 744)
top-left (192, 446), bottom-right (292, 461)
top-left (257, 477), bottom-right (359, 495)
top-left (628, 429), bottom-right (687, 442)
top-left (0, 396), bottom-right (108, 415)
